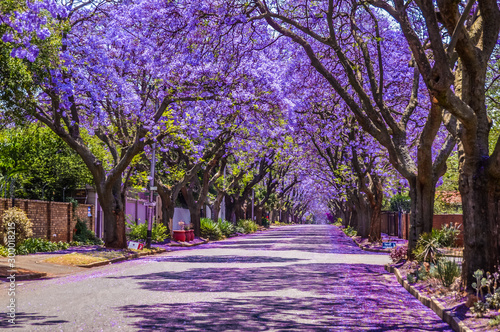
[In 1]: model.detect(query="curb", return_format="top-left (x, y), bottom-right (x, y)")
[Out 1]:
top-left (350, 236), bottom-right (392, 253)
top-left (359, 245), bottom-right (391, 253)
top-left (77, 248), bottom-right (167, 268)
top-left (385, 264), bottom-right (473, 332)
top-left (168, 239), bottom-right (209, 247)
top-left (0, 271), bottom-right (47, 281)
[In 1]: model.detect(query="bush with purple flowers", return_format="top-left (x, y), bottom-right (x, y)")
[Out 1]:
top-left (390, 246), bottom-right (407, 264)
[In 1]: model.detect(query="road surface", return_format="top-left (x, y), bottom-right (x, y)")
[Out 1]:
top-left (0, 225), bottom-right (452, 331)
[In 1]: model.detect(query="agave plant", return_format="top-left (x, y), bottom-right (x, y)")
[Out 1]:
top-left (414, 235), bottom-right (440, 263)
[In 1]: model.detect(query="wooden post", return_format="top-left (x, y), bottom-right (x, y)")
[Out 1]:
top-left (89, 206), bottom-right (94, 232)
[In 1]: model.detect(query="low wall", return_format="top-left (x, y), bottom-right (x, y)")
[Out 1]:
top-left (0, 198), bottom-right (94, 242)
top-left (381, 212), bottom-right (463, 246)
top-left (433, 214), bottom-right (463, 247)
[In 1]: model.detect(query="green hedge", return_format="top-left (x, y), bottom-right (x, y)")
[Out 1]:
top-left (237, 219), bottom-right (259, 234)
top-left (126, 221), bottom-right (168, 243)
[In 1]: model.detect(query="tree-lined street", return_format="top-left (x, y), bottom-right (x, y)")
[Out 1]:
top-left (1, 0), bottom-right (500, 329)
top-left (1, 225), bottom-right (451, 331)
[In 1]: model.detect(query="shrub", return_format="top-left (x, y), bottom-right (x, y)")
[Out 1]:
top-left (471, 301), bottom-right (489, 318)
top-left (0, 245), bottom-right (9, 257)
top-left (389, 194), bottom-right (411, 213)
top-left (417, 265), bottom-right (431, 281)
top-left (1, 207), bottom-right (33, 246)
top-left (433, 259), bottom-right (461, 287)
top-left (152, 222), bottom-right (169, 242)
top-left (486, 289), bottom-right (500, 310)
top-left (73, 219), bottom-right (103, 245)
top-left (407, 274), bottom-right (417, 284)
top-left (342, 225), bottom-right (357, 237)
top-left (488, 315), bottom-right (500, 327)
top-left (217, 219), bottom-right (235, 238)
top-left (234, 226), bottom-right (245, 234)
top-left (413, 233), bottom-right (441, 263)
top-left (435, 223), bottom-right (461, 247)
top-left (126, 220), bottom-right (168, 243)
top-left (469, 269), bottom-right (500, 318)
top-left (16, 238), bottom-right (69, 255)
top-left (237, 219), bottom-right (259, 234)
top-left (201, 218), bottom-right (223, 240)
top-left (390, 246), bottom-right (408, 263)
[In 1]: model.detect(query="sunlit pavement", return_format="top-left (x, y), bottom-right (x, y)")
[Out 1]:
top-left (0, 225), bottom-right (452, 331)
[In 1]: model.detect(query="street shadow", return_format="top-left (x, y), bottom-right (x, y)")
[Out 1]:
top-left (0, 312), bottom-right (69, 329)
top-left (217, 239), bottom-right (278, 245)
top-left (110, 263), bottom-right (391, 295)
top-left (118, 294), bottom-right (452, 331)
top-left (152, 255), bottom-right (304, 264)
top-left (209, 226), bottom-right (374, 255)
top-left (112, 257), bottom-right (451, 331)
top-left (214, 244), bottom-right (275, 250)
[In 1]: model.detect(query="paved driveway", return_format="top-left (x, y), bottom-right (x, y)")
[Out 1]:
top-left (0, 225), bottom-right (451, 331)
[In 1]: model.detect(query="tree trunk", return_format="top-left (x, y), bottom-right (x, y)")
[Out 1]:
top-left (281, 210), bottom-right (287, 223)
top-left (190, 207), bottom-right (201, 238)
top-left (234, 200), bottom-right (245, 221)
top-left (351, 194), bottom-right (370, 238)
top-left (255, 207), bottom-right (263, 225)
top-left (460, 165), bottom-right (500, 290)
top-left (407, 176), bottom-right (436, 257)
top-left (455, 61), bottom-right (500, 290)
top-left (97, 182), bottom-right (127, 248)
top-left (225, 195), bottom-right (236, 223)
top-left (367, 180), bottom-right (384, 242)
top-left (212, 192), bottom-right (224, 222)
top-left (368, 204), bottom-right (382, 242)
top-left (156, 187), bottom-right (173, 233)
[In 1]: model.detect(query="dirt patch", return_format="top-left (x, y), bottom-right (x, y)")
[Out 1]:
top-left (43, 248), bottom-right (163, 266)
top-left (44, 253), bottom-right (108, 266)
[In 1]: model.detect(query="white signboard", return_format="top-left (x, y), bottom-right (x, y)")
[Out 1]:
top-left (128, 241), bottom-right (144, 250)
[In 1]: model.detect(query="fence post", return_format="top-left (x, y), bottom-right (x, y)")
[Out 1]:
top-left (89, 206), bottom-right (94, 232)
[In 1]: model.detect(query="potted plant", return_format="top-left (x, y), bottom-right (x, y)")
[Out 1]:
top-left (182, 223), bottom-right (193, 241)
top-left (173, 221), bottom-right (186, 242)
top-left (187, 224), bottom-right (194, 241)
top-left (190, 225), bottom-right (195, 241)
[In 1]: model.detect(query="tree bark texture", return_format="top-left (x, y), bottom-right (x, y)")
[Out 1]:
top-left (97, 180), bottom-right (127, 248)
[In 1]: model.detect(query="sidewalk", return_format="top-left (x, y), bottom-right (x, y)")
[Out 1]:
top-left (0, 237), bottom-right (213, 280)
top-left (0, 254), bottom-right (86, 279)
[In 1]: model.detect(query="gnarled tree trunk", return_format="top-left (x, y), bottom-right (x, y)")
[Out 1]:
top-left (407, 175), bottom-right (436, 257)
top-left (97, 180), bottom-right (127, 248)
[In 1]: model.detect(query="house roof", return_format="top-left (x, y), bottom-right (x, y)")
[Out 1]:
top-left (437, 191), bottom-right (462, 205)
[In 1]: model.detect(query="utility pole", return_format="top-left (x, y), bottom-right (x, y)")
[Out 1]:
top-left (146, 100), bottom-right (158, 249)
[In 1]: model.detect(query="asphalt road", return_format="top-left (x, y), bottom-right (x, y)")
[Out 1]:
top-left (0, 225), bottom-right (452, 331)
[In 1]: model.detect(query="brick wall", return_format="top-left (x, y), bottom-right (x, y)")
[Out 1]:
top-left (0, 198), bottom-right (94, 242)
top-left (433, 214), bottom-right (463, 247)
top-left (381, 212), bottom-right (463, 246)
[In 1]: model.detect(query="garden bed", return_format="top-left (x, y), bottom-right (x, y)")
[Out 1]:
top-left (390, 261), bottom-right (499, 331)
top-left (353, 234), bottom-right (408, 252)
